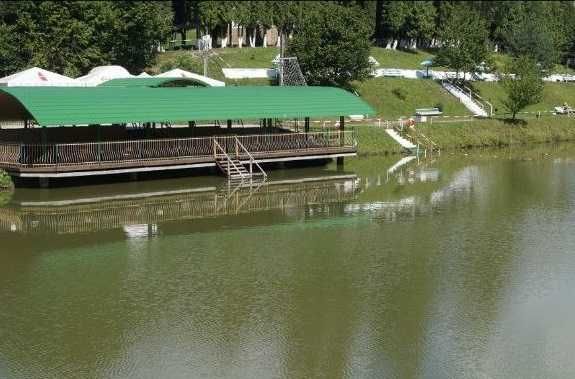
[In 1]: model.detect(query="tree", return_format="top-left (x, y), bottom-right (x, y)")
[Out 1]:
top-left (503, 1), bottom-right (574, 72)
top-left (111, 1), bottom-right (173, 72)
top-left (435, 3), bottom-right (489, 79)
top-left (269, 1), bottom-right (302, 56)
top-left (501, 56), bottom-right (543, 120)
top-left (287, 3), bottom-right (372, 86)
top-left (0, 1), bottom-right (172, 76)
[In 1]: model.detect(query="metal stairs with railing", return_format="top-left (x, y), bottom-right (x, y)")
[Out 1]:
top-left (441, 80), bottom-right (492, 117)
top-left (213, 137), bottom-right (267, 181)
top-left (385, 128), bottom-right (417, 152)
top-left (215, 156), bottom-right (251, 179)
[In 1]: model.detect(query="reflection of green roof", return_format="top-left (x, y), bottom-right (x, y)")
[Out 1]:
top-left (99, 77), bottom-right (206, 87)
top-left (0, 86), bottom-right (375, 126)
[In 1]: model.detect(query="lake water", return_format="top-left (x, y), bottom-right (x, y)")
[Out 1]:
top-left (2, 146), bottom-right (575, 379)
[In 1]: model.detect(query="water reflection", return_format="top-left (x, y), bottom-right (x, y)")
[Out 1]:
top-left (2, 149), bottom-right (575, 378)
top-left (0, 174), bottom-right (360, 236)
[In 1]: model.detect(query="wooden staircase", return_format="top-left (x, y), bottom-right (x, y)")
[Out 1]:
top-left (213, 137), bottom-right (267, 181)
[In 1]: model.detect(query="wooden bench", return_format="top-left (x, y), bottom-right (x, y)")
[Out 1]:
top-left (415, 107), bottom-right (443, 116)
top-left (380, 69), bottom-right (403, 77)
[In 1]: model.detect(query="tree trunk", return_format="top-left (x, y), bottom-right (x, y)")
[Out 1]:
top-left (385, 39), bottom-right (392, 49)
top-left (193, 1), bottom-right (200, 42)
top-left (392, 39), bottom-right (398, 49)
top-left (238, 26), bottom-right (243, 48)
top-left (262, 27), bottom-right (268, 47)
top-left (180, 28), bottom-right (186, 48)
top-left (220, 23), bottom-right (230, 48)
top-left (249, 28), bottom-right (256, 47)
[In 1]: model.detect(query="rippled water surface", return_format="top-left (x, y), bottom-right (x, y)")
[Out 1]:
top-left (2, 146), bottom-right (575, 378)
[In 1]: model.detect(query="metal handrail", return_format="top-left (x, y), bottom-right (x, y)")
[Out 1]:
top-left (234, 137), bottom-right (267, 178)
top-left (213, 138), bottom-right (247, 179)
top-left (444, 79), bottom-right (493, 116)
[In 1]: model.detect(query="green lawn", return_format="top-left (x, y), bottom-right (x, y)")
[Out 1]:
top-left (474, 82), bottom-right (575, 115)
top-left (354, 117), bottom-right (575, 155)
top-left (353, 77), bottom-right (472, 119)
top-left (152, 47), bottom-right (279, 84)
top-left (491, 53), bottom-right (575, 75)
top-left (369, 47), bottom-right (435, 69)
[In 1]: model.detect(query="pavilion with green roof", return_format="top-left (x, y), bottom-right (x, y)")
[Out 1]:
top-left (0, 85), bottom-right (374, 187)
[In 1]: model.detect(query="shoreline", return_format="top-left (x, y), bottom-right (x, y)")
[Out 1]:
top-left (354, 117), bottom-right (575, 155)
top-left (2, 117), bottom-right (575, 190)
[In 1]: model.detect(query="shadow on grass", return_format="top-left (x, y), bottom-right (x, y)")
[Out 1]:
top-left (502, 118), bottom-right (528, 126)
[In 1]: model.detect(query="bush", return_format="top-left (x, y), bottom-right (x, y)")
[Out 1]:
top-left (392, 87), bottom-right (407, 100)
top-left (0, 170), bottom-right (12, 189)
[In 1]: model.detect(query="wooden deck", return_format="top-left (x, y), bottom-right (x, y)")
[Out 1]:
top-left (0, 131), bottom-right (356, 177)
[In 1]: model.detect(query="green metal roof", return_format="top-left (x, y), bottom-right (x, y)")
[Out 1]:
top-left (0, 86), bottom-right (375, 126)
top-left (98, 77), bottom-right (206, 87)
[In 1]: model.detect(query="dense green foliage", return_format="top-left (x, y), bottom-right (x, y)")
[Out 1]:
top-left (0, 1), bottom-right (172, 76)
top-left (502, 57), bottom-right (544, 119)
top-left (434, 4), bottom-right (489, 76)
top-left (287, 3), bottom-right (372, 86)
top-left (1, 0), bottom-right (575, 83)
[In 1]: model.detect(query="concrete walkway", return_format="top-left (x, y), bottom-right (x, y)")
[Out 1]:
top-left (373, 68), bottom-right (575, 83)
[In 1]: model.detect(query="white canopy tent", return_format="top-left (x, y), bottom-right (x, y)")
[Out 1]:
top-left (137, 72), bottom-right (152, 78)
top-left (156, 68), bottom-right (225, 87)
top-left (76, 65), bottom-right (133, 86)
top-left (0, 67), bottom-right (80, 87)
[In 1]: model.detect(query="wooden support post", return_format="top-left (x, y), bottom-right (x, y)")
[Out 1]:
top-left (337, 116), bottom-right (345, 168)
top-left (227, 119), bottom-right (232, 129)
top-left (41, 126), bottom-right (47, 160)
top-left (304, 117), bottom-right (310, 133)
top-left (96, 124), bottom-right (102, 162)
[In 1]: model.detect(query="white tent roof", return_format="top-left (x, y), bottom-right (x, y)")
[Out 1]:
top-left (156, 68), bottom-right (225, 87)
top-left (0, 67), bottom-right (80, 87)
top-left (76, 65), bottom-right (133, 86)
top-left (137, 72), bottom-right (152, 78)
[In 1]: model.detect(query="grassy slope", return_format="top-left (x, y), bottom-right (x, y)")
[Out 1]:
top-left (355, 118), bottom-right (575, 155)
top-left (474, 82), bottom-right (575, 115)
top-left (369, 47), bottom-right (435, 69)
top-left (370, 47), bottom-right (575, 74)
top-left (354, 77), bottom-right (471, 119)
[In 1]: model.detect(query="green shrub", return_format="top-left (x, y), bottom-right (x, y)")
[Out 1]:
top-left (0, 170), bottom-right (12, 189)
top-left (392, 87), bottom-right (407, 100)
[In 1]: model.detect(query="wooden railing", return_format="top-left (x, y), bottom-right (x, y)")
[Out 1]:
top-left (0, 131), bottom-right (356, 168)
